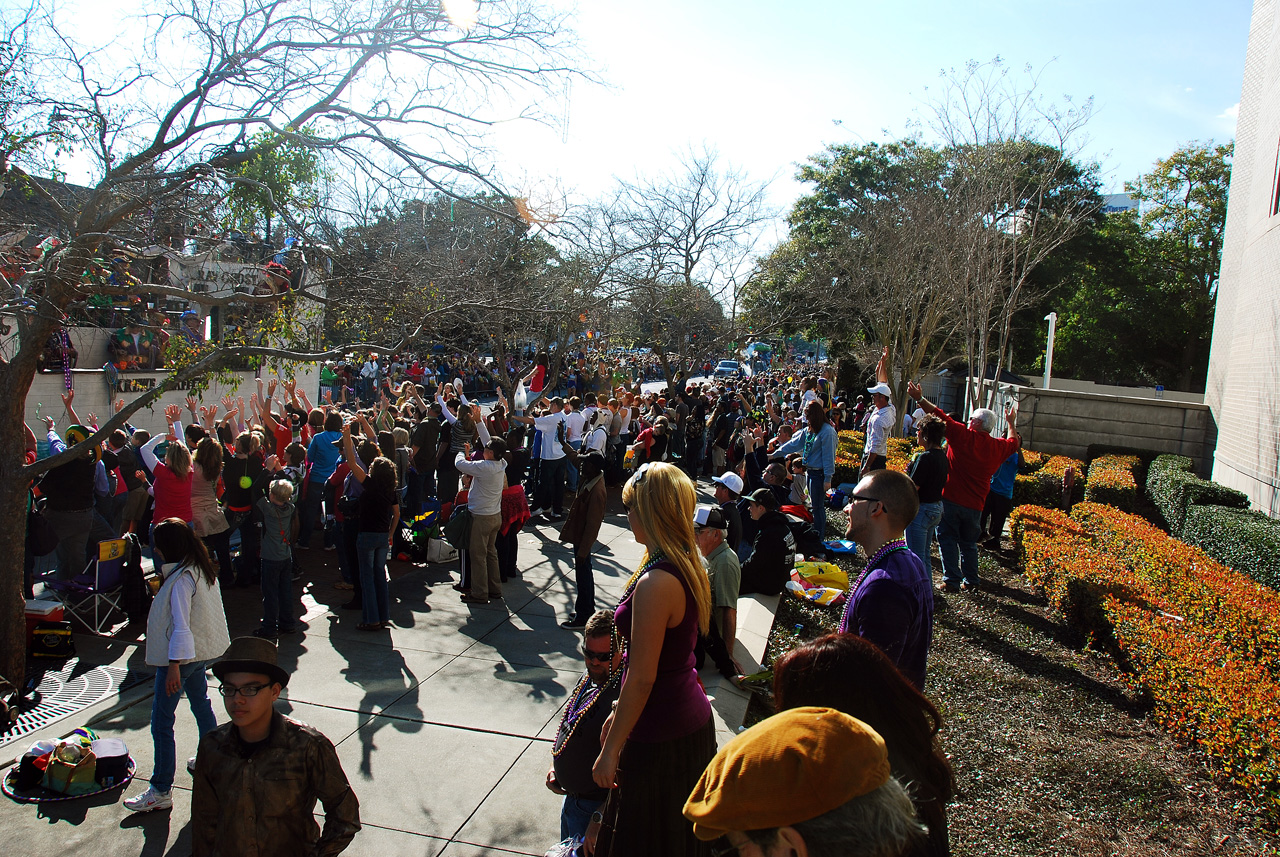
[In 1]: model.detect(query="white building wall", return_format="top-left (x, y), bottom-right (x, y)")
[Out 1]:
top-left (1207, 0), bottom-right (1280, 516)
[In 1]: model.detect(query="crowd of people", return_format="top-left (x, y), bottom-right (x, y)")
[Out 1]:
top-left (21, 339), bottom-right (1030, 857)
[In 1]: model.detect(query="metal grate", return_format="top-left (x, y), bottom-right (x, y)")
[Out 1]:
top-left (0, 662), bottom-right (148, 751)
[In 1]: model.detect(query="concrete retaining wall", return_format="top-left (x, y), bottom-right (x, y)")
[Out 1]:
top-left (1009, 383), bottom-right (1215, 474)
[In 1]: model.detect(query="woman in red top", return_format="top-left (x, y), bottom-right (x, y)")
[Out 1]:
top-left (139, 405), bottom-right (195, 551)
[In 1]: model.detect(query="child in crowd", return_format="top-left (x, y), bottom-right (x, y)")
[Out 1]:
top-left (255, 479), bottom-right (299, 639)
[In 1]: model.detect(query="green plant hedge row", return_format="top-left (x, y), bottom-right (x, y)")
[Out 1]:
top-left (1145, 455), bottom-right (1249, 535)
top-left (1182, 504), bottom-right (1280, 590)
top-left (1083, 455), bottom-right (1140, 512)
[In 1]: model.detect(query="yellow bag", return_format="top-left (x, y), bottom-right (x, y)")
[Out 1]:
top-left (793, 561), bottom-right (849, 591)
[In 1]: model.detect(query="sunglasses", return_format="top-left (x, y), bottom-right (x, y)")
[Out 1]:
top-left (583, 648), bottom-right (613, 663)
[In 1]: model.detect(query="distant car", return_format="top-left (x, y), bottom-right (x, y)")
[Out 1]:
top-left (714, 359), bottom-right (741, 378)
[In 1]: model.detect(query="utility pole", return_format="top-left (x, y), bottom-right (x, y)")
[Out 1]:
top-left (1043, 312), bottom-right (1057, 390)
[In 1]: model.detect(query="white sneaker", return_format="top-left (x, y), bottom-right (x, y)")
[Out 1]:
top-left (187, 756), bottom-right (197, 775)
top-left (529, 507), bottom-right (548, 518)
top-left (124, 785), bottom-right (173, 813)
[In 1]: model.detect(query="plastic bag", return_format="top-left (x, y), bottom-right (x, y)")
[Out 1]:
top-left (793, 560), bottom-right (848, 590)
top-left (786, 580), bottom-right (845, 606)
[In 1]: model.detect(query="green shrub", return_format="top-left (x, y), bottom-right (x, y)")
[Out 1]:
top-left (1146, 454), bottom-right (1249, 535)
top-left (1183, 504), bottom-right (1280, 590)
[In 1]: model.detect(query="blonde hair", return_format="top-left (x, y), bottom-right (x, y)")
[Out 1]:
top-left (165, 439), bottom-right (192, 479)
top-left (269, 479), bottom-right (295, 503)
top-left (621, 462), bottom-right (712, 635)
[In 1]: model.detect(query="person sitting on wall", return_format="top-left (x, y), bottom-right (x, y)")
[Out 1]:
top-left (179, 309), bottom-right (205, 345)
top-left (110, 315), bottom-right (160, 371)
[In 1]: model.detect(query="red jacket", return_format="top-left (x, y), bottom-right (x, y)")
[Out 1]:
top-left (940, 414), bottom-right (1021, 511)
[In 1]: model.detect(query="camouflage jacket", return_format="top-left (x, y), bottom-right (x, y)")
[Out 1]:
top-left (192, 711), bottom-right (360, 857)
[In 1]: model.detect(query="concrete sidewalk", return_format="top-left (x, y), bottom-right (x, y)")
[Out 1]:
top-left (1, 488), bottom-right (768, 857)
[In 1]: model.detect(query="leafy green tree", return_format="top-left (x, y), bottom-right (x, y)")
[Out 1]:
top-left (227, 130), bottom-right (322, 242)
top-left (1124, 140), bottom-right (1232, 390)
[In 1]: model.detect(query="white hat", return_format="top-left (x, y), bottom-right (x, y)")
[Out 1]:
top-left (711, 472), bottom-right (744, 495)
top-left (867, 382), bottom-right (892, 398)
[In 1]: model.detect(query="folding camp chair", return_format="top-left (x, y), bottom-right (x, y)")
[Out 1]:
top-left (44, 538), bottom-right (129, 634)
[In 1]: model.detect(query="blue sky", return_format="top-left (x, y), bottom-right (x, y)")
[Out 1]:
top-left (52, 0), bottom-right (1253, 226)
top-left (490, 0), bottom-right (1253, 217)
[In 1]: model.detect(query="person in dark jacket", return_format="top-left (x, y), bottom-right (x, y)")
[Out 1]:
top-left (739, 488), bottom-right (795, 596)
top-left (557, 451), bottom-right (608, 629)
top-left (193, 636), bottom-right (360, 856)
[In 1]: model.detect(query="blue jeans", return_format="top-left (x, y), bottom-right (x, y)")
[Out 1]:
top-left (561, 794), bottom-right (605, 843)
top-left (260, 557), bottom-right (294, 633)
top-left (808, 470), bottom-right (827, 542)
top-left (150, 661), bottom-right (217, 793)
top-left (938, 500), bottom-right (983, 587)
top-left (906, 501), bottom-right (944, 568)
top-left (357, 530), bottom-right (390, 624)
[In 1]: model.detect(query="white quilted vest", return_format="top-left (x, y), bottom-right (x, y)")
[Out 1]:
top-left (145, 562), bottom-right (231, 667)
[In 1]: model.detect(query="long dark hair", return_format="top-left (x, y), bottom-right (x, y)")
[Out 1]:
top-left (153, 517), bottom-right (218, 586)
top-left (773, 633), bottom-right (954, 826)
top-left (194, 437), bottom-right (222, 482)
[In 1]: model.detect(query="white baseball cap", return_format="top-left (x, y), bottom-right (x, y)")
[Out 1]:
top-left (711, 472), bottom-right (744, 495)
top-left (867, 382), bottom-right (892, 398)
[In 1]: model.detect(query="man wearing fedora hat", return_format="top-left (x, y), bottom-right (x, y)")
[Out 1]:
top-left (683, 707), bottom-right (925, 857)
top-left (191, 636), bottom-right (360, 856)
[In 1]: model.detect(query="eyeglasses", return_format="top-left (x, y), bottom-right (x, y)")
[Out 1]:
top-left (848, 494), bottom-right (880, 504)
top-left (583, 648), bottom-right (613, 663)
top-left (217, 682), bottom-right (272, 699)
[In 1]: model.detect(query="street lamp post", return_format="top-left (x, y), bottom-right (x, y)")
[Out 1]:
top-left (1043, 312), bottom-right (1057, 390)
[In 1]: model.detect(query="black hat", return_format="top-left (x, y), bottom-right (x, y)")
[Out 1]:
top-left (212, 636), bottom-right (290, 688)
top-left (746, 488), bottom-right (780, 511)
top-left (694, 506), bottom-right (728, 530)
top-left (486, 437), bottom-right (508, 458)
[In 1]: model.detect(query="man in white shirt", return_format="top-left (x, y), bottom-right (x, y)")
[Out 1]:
top-left (862, 382), bottom-right (896, 478)
top-left (359, 355), bottom-right (380, 406)
top-left (562, 397), bottom-right (587, 494)
top-left (509, 397), bottom-right (568, 520)
top-left (456, 438), bottom-right (509, 604)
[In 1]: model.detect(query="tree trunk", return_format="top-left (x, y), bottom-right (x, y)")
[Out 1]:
top-left (0, 364), bottom-right (37, 689)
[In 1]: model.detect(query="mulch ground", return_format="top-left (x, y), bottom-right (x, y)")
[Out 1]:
top-left (751, 510), bottom-right (1280, 856)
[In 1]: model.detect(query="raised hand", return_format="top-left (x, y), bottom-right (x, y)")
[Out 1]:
top-left (164, 403), bottom-right (182, 423)
top-left (323, 389), bottom-right (333, 404)
top-left (267, 379), bottom-right (278, 398)
top-left (265, 454), bottom-right (279, 471)
top-left (185, 395), bottom-right (199, 414)
top-left (86, 411), bottom-right (99, 426)
top-left (283, 377), bottom-right (296, 395)
top-left (906, 381), bottom-right (922, 401)
top-left (876, 346), bottom-right (890, 385)
top-left (114, 399), bottom-right (125, 414)
top-left (221, 394), bottom-right (235, 413)
top-left (43, 416), bottom-right (56, 432)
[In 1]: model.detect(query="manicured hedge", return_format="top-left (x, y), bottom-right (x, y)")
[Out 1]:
top-left (1083, 455), bottom-right (1140, 512)
top-left (1146, 454), bottom-right (1249, 535)
top-left (834, 431), bottom-right (914, 487)
top-left (1012, 501), bottom-right (1280, 818)
top-left (1012, 454), bottom-right (1085, 509)
top-left (1010, 506), bottom-right (1148, 641)
top-left (1018, 449), bottom-right (1046, 474)
top-left (1183, 504), bottom-right (1280, 590)
top-left (1072, 502), bottom-right (1280, 675)
top-left (1108, 601), bottom-right (1280, 817)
